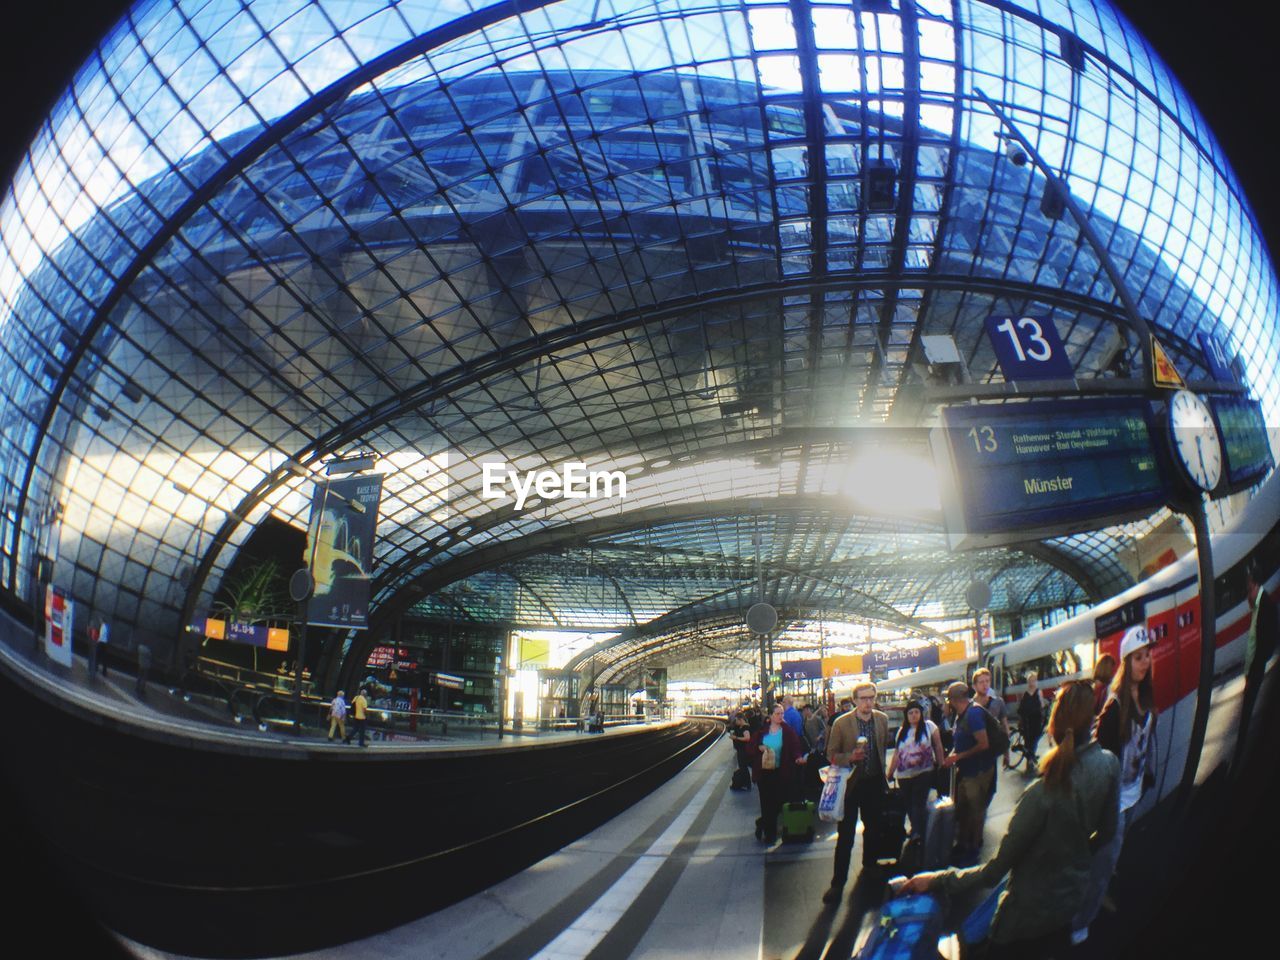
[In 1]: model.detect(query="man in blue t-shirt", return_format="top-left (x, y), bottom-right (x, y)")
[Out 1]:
top-left (940, 680), bottom-right (994, 865)
top-left (782, 695), bottom-right (805, 740)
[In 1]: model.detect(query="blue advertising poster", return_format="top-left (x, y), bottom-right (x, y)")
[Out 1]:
top-left (984, 315), bottom-right (1074, 381)
top-left (305, 474), bottom-right (383, 629)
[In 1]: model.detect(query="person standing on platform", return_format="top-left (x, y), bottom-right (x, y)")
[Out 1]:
top-left (1072, 625), bottom-right (1158, 945)
top-left (86, 620), bottom-right (101, 681)
top-left (974, 668), bottom-right (1011, 773)
top-left (782, 695), bottom-right (804, 739)
top-left (1090, 654), bottom-right (1117, 717)
top-left (729, 711), bottom-right (754, 786)
top-left (802, 703), bottom-right (828, 801)
top-left (1235, 561), bottom-right (1277, 770)
top-left (749, 703), bottom-right (805, 844)
top-left (348, 687), bottom-right (370, 746)
top-left (823, 682), bottom-right (890, 904)
top-left (803, 703), bottom-right (826, 754)
top-left (328, 690), bottom-right (348, 742)
top-left (1017, 670), bottom-right (1047, 766)
top-left (942, 680), bottom-right (994, 865)
top-left (900, 681), bottom-right (1120, 958)
top-left (886, 699), bottom-right (945, 839)
top-left (135, 642), bottom-right (151, 698)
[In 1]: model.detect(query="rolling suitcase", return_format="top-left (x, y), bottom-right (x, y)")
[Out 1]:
top-left (853, 891), bottom-right (946, 960)
top-left (873, 785), bottom-right (908, 865)
top-left (731, 768), bottom-right (751, 791)
top-left (780, 800), bottom-right (816, 842)
top-left (922, 769), bottom-right (957, 870)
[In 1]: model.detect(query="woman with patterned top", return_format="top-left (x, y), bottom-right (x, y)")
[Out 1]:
top-left (886, 699), bottom-right (946, 839)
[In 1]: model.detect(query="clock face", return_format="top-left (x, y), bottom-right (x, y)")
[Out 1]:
top-left (1168, 390), bottom-right (1223, 492)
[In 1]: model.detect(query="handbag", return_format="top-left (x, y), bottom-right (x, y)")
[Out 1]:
top-left (817, 765), bottom-right (852, 822)
top-left (762, 745), bottom-right (777, 770)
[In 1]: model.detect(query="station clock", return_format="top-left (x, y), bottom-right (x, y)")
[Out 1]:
top-left (1167, 389), bottom-right (1223, 492)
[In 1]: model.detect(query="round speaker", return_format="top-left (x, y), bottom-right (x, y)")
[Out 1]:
top-left (965, 579), bottom-right (992, 611)
top-left (746, 602), bottom-right (778, 634)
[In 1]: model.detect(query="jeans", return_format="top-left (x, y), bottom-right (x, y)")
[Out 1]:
top-left (831, 776), bottom-right (887, 886)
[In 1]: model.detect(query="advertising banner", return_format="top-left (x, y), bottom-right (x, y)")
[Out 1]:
top-left (822, 654), bottom-right (864, 678)
top-left (44, 585), bottom-right (74, 667)
top-left (305, 474), bottom-right (383, 629)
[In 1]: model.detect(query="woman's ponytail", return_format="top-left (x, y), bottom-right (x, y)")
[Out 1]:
top-left (1038, 681), bottom-right (1096, 791)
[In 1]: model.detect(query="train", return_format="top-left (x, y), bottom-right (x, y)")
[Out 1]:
top-left (872, 470), bottom-right (1280, 810)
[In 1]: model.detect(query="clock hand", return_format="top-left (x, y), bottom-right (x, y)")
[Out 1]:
top-left (1196, 434), bottom-right (1207, 478)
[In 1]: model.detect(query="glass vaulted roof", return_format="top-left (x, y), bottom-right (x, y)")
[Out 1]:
top-left (1, 0), bottom-right (1275, 678)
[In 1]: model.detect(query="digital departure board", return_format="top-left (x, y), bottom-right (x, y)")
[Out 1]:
top-left (932, 398), bottom-right (1167, 550)
top-left (1210, 395), bottom-right (1274, 492)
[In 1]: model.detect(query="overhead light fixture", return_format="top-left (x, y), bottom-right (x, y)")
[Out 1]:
top-left (325, 452), bottom-right (378, 475)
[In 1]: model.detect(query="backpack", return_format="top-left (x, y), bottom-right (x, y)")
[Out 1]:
top-left (974, 703), bottom-right (1009, 757)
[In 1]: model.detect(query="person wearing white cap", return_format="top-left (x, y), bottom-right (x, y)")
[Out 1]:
top-left (1070, 624), bottom-right (1158, 944)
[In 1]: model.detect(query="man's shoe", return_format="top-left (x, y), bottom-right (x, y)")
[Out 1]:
top-left (1100, 894), bottom-right (1117, 914)
top-left (822, 884), bottom-right (844, 905)
top-left (1070, 928), bottom-right (1089, 946)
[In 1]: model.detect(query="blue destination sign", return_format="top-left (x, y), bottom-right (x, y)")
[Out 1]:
top-left (1210, 395), bottom-right (1273, 492)
top-left (933, 397), bottom-right (1167, 549)
top-left (866, 647), bottom-right (941, 674)
top-left (781, 659), bottom-right (822, 681)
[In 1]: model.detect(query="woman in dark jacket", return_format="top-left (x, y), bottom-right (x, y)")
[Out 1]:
top-left (749, 702), bottom-right (807, 843)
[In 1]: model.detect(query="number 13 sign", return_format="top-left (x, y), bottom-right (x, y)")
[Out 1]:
top-left (984, 315), bottom-right (1074, 381)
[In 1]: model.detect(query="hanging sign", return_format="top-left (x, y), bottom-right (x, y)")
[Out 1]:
top-left (1151, 336), bottom-right (1186, 389)
top-left (985, 315), bottom-right (1073, 381)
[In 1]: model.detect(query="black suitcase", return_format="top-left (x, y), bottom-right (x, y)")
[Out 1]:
top-left (731, 768), bottom-right (751, 791)
top-left (873, 787), bottom-right (908, 865)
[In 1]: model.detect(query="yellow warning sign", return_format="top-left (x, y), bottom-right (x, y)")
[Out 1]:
top-left (1151, 336), bottom-right (1185, 389)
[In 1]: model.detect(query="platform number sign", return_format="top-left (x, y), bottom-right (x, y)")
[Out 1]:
top-left (1197, 332), bottom-right (1235, 383)
top-left (985, 315), bottom-right (1073, 381)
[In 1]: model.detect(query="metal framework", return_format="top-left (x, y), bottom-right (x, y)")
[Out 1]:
top-left (0, 0), bottom-right (1275, 686)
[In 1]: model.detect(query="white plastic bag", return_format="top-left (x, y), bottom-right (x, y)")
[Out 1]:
top-left (817, 764), bottom-right (853, 823)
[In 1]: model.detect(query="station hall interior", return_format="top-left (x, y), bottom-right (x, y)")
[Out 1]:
top-left (1, 1), bottom-right (1280, 957)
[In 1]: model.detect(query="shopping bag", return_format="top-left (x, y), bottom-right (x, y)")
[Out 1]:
top-left (817, 764), bottom-right (853, 823)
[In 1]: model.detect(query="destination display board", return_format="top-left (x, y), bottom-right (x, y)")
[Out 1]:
top-left (1209, 395), bottom-right (1273, 493)
top-left (932, 398), bottom-right (1166, 549)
